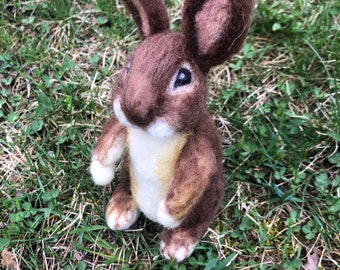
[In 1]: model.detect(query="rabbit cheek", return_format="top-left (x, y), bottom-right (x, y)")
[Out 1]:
top-left (163, 93), bottom-right (206, 133)
top-left (113, 99), bottom-right (134, 128)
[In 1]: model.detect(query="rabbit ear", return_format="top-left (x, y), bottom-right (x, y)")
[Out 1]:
top-left (123, 0), bottom-right (169, 40)
top-left (182, 0), bottom-right (255, 72)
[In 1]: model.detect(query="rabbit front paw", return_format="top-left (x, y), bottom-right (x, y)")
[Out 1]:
top-left (157, 200), bottom-right (181, 229)
top-left (90, 159), bottom-right (115, 186)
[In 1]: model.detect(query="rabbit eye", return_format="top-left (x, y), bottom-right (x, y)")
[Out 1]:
top-left (125, 61), bottom-right (131, 74)
top-left (174, 68), bottom-right (192, 88)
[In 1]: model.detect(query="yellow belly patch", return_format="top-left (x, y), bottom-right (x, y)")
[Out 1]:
top-left (127, 128), bottom-right (188, 222)
top-left (154, 133), bottom-right (188, 186)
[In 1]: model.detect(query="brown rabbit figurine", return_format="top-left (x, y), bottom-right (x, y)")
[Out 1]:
top-left (90, 0), bottom-right (255, 262)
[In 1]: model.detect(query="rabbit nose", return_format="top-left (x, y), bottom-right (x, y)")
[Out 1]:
top-left (122, 90), bottom-right (158, 127)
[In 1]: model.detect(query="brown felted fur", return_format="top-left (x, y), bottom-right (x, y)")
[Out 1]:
top-left (182, 0), bottom-right (255, 72)
top-left (103, 159), bottom-right (143, 231)
top-left (124, 0), bottom-right (169, 39)
top-left (91, 117), bottom-right (126, 162)
top-left (164, 112), bottom-right (222, 221)
top-left (116, 32), bottom-right (208, 130)
top-left (90, 0), bottom-right (255, 262)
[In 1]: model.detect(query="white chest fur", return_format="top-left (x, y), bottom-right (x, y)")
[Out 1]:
top-left (128, 127), bottom-right (187, 223)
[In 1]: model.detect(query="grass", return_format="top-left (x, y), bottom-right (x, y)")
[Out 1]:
top-left (0, 0), bottom-right (339, 269)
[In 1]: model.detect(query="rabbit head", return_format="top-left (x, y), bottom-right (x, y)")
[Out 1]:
top-left (112, 0), bottom-right (255, 138)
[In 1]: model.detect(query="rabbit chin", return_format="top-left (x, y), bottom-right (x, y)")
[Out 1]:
top-left (113, 99), bottom-right (176, 139)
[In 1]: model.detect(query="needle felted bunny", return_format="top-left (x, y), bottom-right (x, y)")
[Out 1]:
top-left (90, 0), bottom-right (254, 262)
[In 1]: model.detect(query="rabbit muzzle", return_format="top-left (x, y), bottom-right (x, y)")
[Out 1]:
top-left (120, 82), bottom-right (159, 127)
